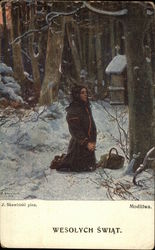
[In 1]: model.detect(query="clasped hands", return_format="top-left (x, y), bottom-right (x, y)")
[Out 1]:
top-left (87, 142), bottom-right (96, 152)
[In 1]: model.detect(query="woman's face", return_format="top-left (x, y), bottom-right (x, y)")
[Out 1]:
top-left (80, 88), bottom-right (88, 102)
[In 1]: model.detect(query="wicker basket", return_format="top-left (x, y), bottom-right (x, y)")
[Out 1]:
top-left (97, 148), bottom-right (125, 170)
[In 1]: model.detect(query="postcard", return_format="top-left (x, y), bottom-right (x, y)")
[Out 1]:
top-left (0, 1), bottom-right (154, 249)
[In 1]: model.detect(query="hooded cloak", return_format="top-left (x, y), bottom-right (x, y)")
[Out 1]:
top-left (56, 85), bottom-right (97, 172)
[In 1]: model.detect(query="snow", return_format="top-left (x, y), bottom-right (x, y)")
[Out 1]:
top-left (72, 40), bottom-right (75, 47)
top-left (80, 69), bottom-right (88, 79)
top-left (0, 63), bottom-right (23, 103)
top-left (95, 86), bottom-right (97, 93)
top-left (24, 71), bottom-right (30, 77)
top-left (59, 64), bottom-right (62, 73)
top-left (134, 66), bottom-right (139, 70)
top-left (105, 55), bottom-right (127, 75)
top-left (110, 101), bottom-right (124, 105)
top-left (0, 63), bottom-right (13, 75)
top-left (0, 82), bottom-right (24, 103)
top-left (146, 57), bottom-right (151, 63)
top-left (0, 100), bottom-right (154, 201)
top-left (147, 10), bottom-right (154, 15)
top-left (84, 2), bottom-right (128, 16)
top-left (5, 82), bottom-right (21, 94)
top-left (2, 76), bottom-right (17, 84)
top-left (108, 86), bottom-right (125, 91)
top-left (34, 52), bottom-right (39, 58)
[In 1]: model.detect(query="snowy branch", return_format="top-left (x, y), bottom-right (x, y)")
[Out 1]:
top-left (9, 3), bottom-right (84, 45)
top-left (0, 0), bottom-right (10, 5)
top-left (83, 1), bottom-right (128, 16)
top-left (9, 25), bottom-right (48, 45)
top-left (46, 3), bottom-right (85, 25)
top-left (133, 147), bottom-right (155, 186)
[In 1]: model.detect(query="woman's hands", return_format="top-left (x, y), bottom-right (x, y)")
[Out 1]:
top-left (87, 142), bottom-right (96, 151)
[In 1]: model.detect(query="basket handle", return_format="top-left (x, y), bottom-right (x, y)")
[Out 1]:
top-left (108, 147), bottom-right (119, 158)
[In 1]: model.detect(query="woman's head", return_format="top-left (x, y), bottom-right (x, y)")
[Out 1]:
top-left (71, 85), bottom-right (88, 103)
top-left (80, 88), bottom-right (88, 102)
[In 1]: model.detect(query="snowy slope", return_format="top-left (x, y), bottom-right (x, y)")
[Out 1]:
top-left (0, 100), bottom-right (154, 200)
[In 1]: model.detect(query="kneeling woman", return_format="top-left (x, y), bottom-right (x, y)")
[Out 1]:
top-left (56, 85), bottom-right (97, 172)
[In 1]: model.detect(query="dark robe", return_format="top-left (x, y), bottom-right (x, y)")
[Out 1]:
top-left (56, 100), bottom-right (97, 172)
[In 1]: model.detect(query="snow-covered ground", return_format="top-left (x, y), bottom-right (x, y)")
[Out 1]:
top-left (0, 98), bottom-right (154, 200)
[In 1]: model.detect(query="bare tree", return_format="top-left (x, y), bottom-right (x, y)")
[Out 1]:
top-left (1, 2), bottom-right (10, 65)
top-left (122, 2), bottom-right (154, 170)
top-left (28, 3), bottom-right (41, 87)
top-left (10, 2), bottom-right (26, 83)
top-left (95, 19), bottom-right (104, 98)
top-left (0, 25), bottom-right (2, 60)
top-left (66, 19), bottom-right (82, 82)
top-left (39, 16), bottom-right (65, 105)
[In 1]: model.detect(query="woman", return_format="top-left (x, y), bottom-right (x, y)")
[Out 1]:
top-left (56, 85), bottom-right (97, 172)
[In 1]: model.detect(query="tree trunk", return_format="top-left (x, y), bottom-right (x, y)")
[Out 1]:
top-left (150, 16), bottom-right (155, 146)
top-left (10, 3), bottom-right (25, 83)
top-left (95, 27), bottom-right (103, 97)
top-left (66, 21), bottom-right (81, 82)
top-left (0, 25), bottom-right (2, 61)
top-left (75, 23), bottom-right (83, 66)
top-left (88, 30), bottom-right (94, 74)
top-left (110, 19), bottom-right (115, 58)
top-left (150, 16), bottom-right (155, 84)
top-left (123, 4), bottom-right (154, 170)
top-left (28, 3), bottom-right (41, 88)
top-left (88, 12), bottom-right (95, 95)
top-left (1, 2), bottom-right (9, 65)
top-left (82, 32), bottom-right (87, 73)
top-left (39, 17), bottom-right (65, 105)
top-left (20, 1), bottom-right (28, 50)
top-left (115, 20), bottom-right (122, 54)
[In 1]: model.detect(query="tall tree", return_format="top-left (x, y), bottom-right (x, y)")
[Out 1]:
top-left (10, 2), bottom-right (25, 83)
top-left (28, 2), bottom-right (41, 88)
top-left (88, 12), bottom-right (95, 94)
top-left (110, 19), bottom-right (115, 58)
top-left (66, 19), bottom-right (81, 82)
top-left (39, 16), bottom-right (65, 105)
top-left (122, 3), bottom-right (154, 169)
top-left (150, 15), bottom-right (155, 84)
top-left (1, 2), bottom-right (9, 65)
top-left (149, 14), bottom-right (155, 146)
top-left (95, 23), bottom-right (103, 98)
top-left (0, 25), bottom-right (2, 61)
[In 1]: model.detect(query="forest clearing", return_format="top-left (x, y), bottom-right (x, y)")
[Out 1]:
top-left (0, 1), bottom-right (154, 200)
